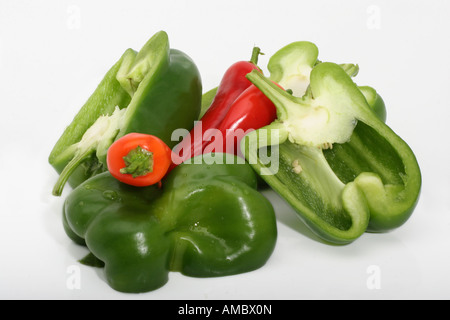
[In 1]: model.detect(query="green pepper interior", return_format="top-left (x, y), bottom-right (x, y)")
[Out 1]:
top-left (260, 121), bottom-right (407, 232)
top-left (324, 121), bottom-right (406, 186)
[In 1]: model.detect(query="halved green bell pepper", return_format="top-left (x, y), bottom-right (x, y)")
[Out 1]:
top-left (267, 41), bottom-right (386, 122)
top-left (241, 43), bottom-right (421, 244)
top-left (63, 153), bottom-right (277, 293)
top-left (49, 31), bottom-right (202, 196)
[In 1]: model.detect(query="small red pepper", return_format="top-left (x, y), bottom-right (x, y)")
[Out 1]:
top-left (204, 83), bottom-right (281, 156)
top-left (172, 47), bottom-right (279, 166)
top-left (107, 133), bottom-right (172, 187)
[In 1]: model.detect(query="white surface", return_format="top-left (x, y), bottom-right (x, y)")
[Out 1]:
top-left (0, 0), bottom-right (449, 300)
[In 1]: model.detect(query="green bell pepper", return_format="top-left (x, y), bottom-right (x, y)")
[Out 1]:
top-left (199, 87), bottom-right (219, 119)
top-left (241, 42), bottom-right (421, 244)
top-left (267, 41), bottom-right (386, 122)
top-left (63, 153), bottom-right (277, 293)
top-left (49, 31), bottom-right (202, 196)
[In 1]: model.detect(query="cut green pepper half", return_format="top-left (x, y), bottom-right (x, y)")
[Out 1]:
top-left (268, 41), bottom-right (386, 122)
top-left (242, 61), bottom-right (421, 244)
top-left (49, 31), bottom-right (202, 196)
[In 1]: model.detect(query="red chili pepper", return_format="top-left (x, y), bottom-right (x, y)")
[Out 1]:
top-left (203, 83), bottom-right (281, 156)
top-left (172, 47), bottom-right (279, 166)
top-left (107, 133), bottom-right (172, 187)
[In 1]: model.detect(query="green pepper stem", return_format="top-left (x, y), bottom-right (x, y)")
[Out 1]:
top-left (339, 63), bottom-right (359, 77)
top-left (250, 46), bottom-right (263, 65)
top-left (120, 145), bottom-right (154, 178)
top-left (246, 69), bottom-right (298, 121)
top-left (52, 148), bottom-right (94, 196)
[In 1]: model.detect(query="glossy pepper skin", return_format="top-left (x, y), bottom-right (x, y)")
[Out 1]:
top-left (172, 47), bottom-right (277, 165)
top-left (63, 153), bottom-right (277, 293)
top-left (49, 31), bottom-right (202, 195)
top-left (241, 42), bottom-right (421, 244)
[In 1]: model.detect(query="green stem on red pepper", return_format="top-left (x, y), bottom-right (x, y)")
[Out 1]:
top-left (120, 146), bottom-right (154, 178)
top-left (107, 133), bottom-right (172, 187)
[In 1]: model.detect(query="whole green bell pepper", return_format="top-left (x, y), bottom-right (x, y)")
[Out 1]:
top-left (63, 153), bottom-right (277, 293)
top-left (49, 31), bottom-right (202, 196)
top-left (241, 43), bottom-right (421, 244)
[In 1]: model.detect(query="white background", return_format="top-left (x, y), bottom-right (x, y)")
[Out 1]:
top-left (0, 0), bottom-right (449, 300)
